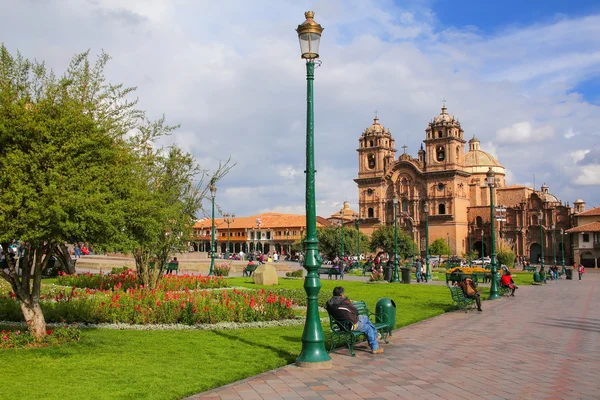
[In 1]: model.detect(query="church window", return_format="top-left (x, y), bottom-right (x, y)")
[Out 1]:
top-left (456, 146), bottom-right (460, 160)
top-left (438, 131), bottom-right (442, 138)
top-left (368, 154), bottom-right (376, 169)
top-left (436, 146), bottom-right (445, 161)
top-left (532, 215), bottom-right (538, 225)
top-left (367, 188), bottom-right (373, 196)
top-left (402, 199), bottom-right (408, 212)
top-left (368, 208), bottom-right (374, 218)
top-left (476, 216), bottom-right (483, 227)
top-left (369, 140), bottom-right (374, 147)
top-left (438, 204), bottom-right (446, 214)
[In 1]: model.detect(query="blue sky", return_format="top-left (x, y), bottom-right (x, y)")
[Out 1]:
top-left (0, 0), bottom-right (599, 218)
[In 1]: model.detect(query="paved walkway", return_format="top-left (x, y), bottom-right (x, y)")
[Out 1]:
top-left (191, 272), bottom-right (600, 400)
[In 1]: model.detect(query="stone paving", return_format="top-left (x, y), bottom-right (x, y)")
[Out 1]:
top-left (190, 272), bottom-right (600, 400)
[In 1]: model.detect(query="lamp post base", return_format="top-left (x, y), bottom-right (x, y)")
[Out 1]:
top-left (296, 359), bottom-right (333, 369)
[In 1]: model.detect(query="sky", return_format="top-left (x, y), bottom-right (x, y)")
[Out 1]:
top-left (1, 0), bottom-right (600, 219)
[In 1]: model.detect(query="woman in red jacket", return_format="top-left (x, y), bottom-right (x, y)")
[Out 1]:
top-left (501, 270), bottom-right (518, 296)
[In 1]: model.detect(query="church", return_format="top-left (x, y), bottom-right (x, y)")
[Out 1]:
top-left (354, 105), bottom-right (575, 265)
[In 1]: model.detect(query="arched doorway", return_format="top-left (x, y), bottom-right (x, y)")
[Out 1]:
top-left (580, 252), bottom-right (595, 268)
top-left (530, 243), bottom-right (541, 264)
top-left (473, 241), bottom-right (487, 257)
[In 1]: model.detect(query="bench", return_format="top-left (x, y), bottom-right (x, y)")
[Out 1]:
top-left (317, 267), bottom-right (343, 280)
top-left (449, 286), bottom-right (476, 312)
top-left (327, 300), bottom-right (389, 357)
top-left (243, 263), bottom-right (258, 277)
top-left (165, 262), bottom-right (179, 274)
top-left (498, 284), bottom-right (511, 296)
top-left (523, 265), bottom-right (536, 272)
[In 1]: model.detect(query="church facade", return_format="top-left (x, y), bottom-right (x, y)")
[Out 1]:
top-left (355, 106), bottom-right (575, 265)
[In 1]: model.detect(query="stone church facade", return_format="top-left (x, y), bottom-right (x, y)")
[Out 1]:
top-left (355, 106), bottom-right (575, 265)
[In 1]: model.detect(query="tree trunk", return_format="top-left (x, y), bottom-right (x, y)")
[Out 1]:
top-left (20, 301), bottom-right (47, 341)
top-left (56, 243), bottom-right (76, 274)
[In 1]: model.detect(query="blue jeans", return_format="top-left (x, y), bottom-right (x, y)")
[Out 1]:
top-left (355, 315), bottom-right (379, 350)
top-left (416, 271), bottom-right (422, 282)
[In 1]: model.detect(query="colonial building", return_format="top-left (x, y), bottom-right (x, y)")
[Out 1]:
top-left (355, 106), bottom-right (576, 265)
top-left (191, 213), bottom-right (330, 255)
top-left (566, 203), bottom-right (600, 268)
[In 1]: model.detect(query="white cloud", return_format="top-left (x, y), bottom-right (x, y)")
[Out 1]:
top-left (570, 150), bottom-right (590, 163)
top-left (575, 165), bottom-right (600, 185)
top-left (496, 122), bottom-right (554, 143)
top-left (1, 0), bottom-right (599, 216)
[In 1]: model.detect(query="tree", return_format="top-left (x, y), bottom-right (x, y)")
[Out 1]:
top-left (496, 237), bottom-right (516, 267)
top-left (430, 238), bottom-right (451, 261)
top-left (370, 225), bottom-right (417, 261)
top-left (311, 226), bottom-right (371, 259)
top-left (0, 46), bottom-right (231, 339)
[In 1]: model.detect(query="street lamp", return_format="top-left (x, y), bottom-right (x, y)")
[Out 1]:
top-left (468, 226), bottom-right (473, 268)
top-left (339, 208), bottom-right (345, 258)
top-left (392, 197), bottom-right (400, 282)
top-left (294, 11), bottom-right (331, 368)
top-left (208, 184), bottom-right (217, 276)
top-left (551, 223), bottom-right (556, 266)
top-left (223, 213), bottom-right (235, 259)
top-left (256, 217), bottom-right (262, 255)
top-left (486, 167), bottom-right (500, 300)
top-left (424, 201), bottom-right (431, 281)
top-left (538, 211), bottom-right (545, 273)
top-left (560, 228), bottom-right (566, 275)
top-left (354, 214), bottom-right (361, 264)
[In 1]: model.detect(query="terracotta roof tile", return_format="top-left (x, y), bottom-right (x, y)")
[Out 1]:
top-left (193, 212), bottom-right (327, 230)
top-left (577, 206), bottom-right (600, 217)
top-left (566, 221), bottom-right (600, 233)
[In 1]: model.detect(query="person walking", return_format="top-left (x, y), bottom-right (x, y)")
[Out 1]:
top-left (415, 258), bottom-right (423, 283)
top-left (578, 263), bottom-right (585, 280)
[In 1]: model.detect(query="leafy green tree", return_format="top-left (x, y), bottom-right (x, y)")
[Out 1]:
top-left (430, 238), bottom-right (451, 260)
top-left (0, 46), bottom-right (232, 339)
top-left (370, 225), bottom-right (417, 260)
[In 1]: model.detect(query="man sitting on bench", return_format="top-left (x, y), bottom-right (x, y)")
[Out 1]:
top-left (325, 286), bottom-right (384, 354)
top-left (457, 277), bottom-right (482, 311)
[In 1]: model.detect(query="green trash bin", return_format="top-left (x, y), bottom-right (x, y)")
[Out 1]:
top-left (533, 271), bottom-right (541, 283)
top-left (375, 297), bottom-right (396, 336)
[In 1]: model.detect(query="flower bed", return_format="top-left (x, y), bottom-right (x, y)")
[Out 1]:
top-left (0, 288), bottom-right (297, 325)
top-left (56, 270), bottom-right (229, 291)
top-left (0, 326), bottom-right (80, 349)
top-left (446, 267), bottom-right (488, 275)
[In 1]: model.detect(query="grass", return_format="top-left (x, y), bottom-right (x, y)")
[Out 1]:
top-left (1, 278), bottom-right (458, 400)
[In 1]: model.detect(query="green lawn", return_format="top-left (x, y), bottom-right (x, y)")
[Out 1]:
top-left (1, 278), bottom-right (457, 400)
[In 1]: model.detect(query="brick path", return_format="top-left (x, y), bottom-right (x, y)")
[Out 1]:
top-left (190, 272), bottom-right (600, 400)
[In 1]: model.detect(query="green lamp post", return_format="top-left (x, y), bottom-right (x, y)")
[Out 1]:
top-left (294, 11), bottom-right (331, 368)
top-left (223, 213), bottom-right (235, 259)
top-left (486, 167), bottom-right (500, 300)
top-left (424, 201), bottom-right (431, 281)
top-left (539, 211), bottom-right (545, 273)
top-left (354, 214), bottom-right (361, 263)
top-left (392, 196), bottom-right (400, 283)
top-left (339, 208), bottom-right (345, 258)
top-left (256, 217), bottom-right (262, 255)
top-left (481, 229), bottom-right (485, 260)
top-left (552, 223), bottom-right (557, 266)
top-left (468, 226), bottom-right (473, 268)
top-left (561, 228), bottom-right (566, 275)
top-left (208, 184), bottom-right (217, 276)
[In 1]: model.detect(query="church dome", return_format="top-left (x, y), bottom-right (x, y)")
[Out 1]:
top-left (433, 106), bottom-right (454, 124)
top-left (465, 150), bottom-right (502, 168)
top-left (363, 117), bottom-right (390, 136)
top-left (468, 135), bottom-right (480, 144)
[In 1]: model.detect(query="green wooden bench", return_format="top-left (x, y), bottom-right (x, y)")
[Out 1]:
top-left (317, 267), bottom-right (343, 280)
top-left (165, 262), bottom-right (179, 274)
top-left (449, 286), bottom-right (476, 312)
top-left (327, 300), bottom-right (389, 357)
top-left (523, 265), bottom-right (536, 272)
top-left (243, 263), bottom-right (258, 277)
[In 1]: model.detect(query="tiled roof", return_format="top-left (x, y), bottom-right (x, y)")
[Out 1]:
top-left (577, 206), bottom-right (600, 217)
top-left (193, 212), bottom-right (327, 230)
top-left (566, 221), bottom-right (600, 233)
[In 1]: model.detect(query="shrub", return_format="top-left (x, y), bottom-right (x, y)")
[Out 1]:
top-left (285, 269), bottom-right (304, 278)
top-left (0, 326), bottom-right (80, 349)
top-left (213, 263), bottom-right (231, 277)
top-left (497, 248), bottom-right (516, 268)
top-left (110, 266), bottom-right (131, 275)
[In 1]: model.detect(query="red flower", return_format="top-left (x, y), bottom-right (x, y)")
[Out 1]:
top-left (46, 329), bottom-right (53, 335)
